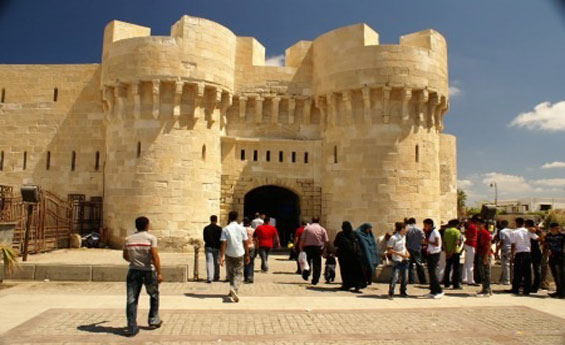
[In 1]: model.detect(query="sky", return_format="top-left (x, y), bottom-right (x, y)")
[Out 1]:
top-left (1, 0), bottom-right (564, 205)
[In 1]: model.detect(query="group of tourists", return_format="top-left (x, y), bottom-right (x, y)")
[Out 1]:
top-left (120, 212), bottom-right (565, 337)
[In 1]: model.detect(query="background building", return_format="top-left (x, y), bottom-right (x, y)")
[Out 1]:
top-left (0, 15), bottom-right (456, 250)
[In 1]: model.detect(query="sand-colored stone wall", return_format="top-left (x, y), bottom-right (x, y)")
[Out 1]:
top-left (0, 64), bottom-right (104, 199)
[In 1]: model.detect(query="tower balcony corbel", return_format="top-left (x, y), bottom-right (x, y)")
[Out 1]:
top-left (342, 90), bottom-right (353, 125)
top-left (130, 81), bottom-right (141, 120)
top-left (271, 96), bottom-right (281, 124)
top-left (220, 91), bottom-right (233, 127)
top-left (151, 79), bottom-right (160, 119)
top-left (238, 95), bottom-right (248, 120)
top-left (417, 89), bottom-right (429, 127)
top-left (401, 87), bottom-right (413, 122)
top-left (173, 80), bottom-right (184, 119)
top-left (114, 82), bottom-right (126, 122)
top-left (361, 86), bottom-right (371, 124)
top-left (382, 86), bottom-right (392, 124)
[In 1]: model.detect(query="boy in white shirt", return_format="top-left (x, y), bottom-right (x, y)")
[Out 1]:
top-left (424, 218), bottom-right (444, 299)
top-left (510, 217), bottom-right (538, 296)
top-left (387, 222), bottom-right (411, 299)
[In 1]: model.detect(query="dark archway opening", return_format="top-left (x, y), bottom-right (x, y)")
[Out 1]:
top-left (244, 185), bottom-right (300, 247)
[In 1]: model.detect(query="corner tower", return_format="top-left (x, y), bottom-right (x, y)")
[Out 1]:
top-left (310, 25), bottom-right (455, 232)
top-left (100, 17), bottom-right (235, 249)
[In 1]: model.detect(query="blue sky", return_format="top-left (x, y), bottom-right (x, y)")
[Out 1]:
top-left (1, 0), bottom-right (564, 204)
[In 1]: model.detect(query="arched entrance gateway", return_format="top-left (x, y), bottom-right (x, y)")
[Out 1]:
top-left (244, 185), bottom-right (300, 246)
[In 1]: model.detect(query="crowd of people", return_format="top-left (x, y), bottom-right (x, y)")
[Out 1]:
top-left (119, 212), bottom-right (565, 336)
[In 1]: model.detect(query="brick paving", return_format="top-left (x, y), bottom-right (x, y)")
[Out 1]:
top-left (1, 307), bottom-right (564, 345)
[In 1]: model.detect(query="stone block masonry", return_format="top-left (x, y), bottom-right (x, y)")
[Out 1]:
top-left (0, 15), bottom-right (456, 251)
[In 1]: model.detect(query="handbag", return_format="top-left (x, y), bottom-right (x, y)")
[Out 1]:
top-left (298, 251), bottom-right (310, 271)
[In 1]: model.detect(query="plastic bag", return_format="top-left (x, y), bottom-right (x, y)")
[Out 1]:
top-left (298, 251), bottom-right (310, 271)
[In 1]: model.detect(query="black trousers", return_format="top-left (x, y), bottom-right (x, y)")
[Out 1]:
top-left (531, 254), bottom-right (542, 292)
top-left (443, 253), bottom-right (461, 288)
top-left (549, 255), bottom-right (565, 297)
top-left (408, 249), bottom-right (427, 284)
top-left (304, 246), bottom-right (323, 284)
top-left (427, 253), bottom-right (443, 294)
top-left (512, 252), bottom-right (532, 294)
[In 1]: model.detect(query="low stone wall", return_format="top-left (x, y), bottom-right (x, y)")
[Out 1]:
top-left (0, 263), bottom-right (189, 282)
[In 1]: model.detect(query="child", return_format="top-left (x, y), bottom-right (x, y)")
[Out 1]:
top-left (324, 251), bottom-right (337, 283)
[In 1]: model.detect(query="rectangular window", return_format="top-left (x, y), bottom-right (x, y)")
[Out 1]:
top-left (266, 150), bottom-right (271, 162)
top-left (253, 150), bottom-right (258, 161)
top-left (23, 151), bottom-right (27, 170)
top-left (240, 149), bottom-right (245, 161)
top-left (46, 151), bottom-right (51, 170)
top-left (53, 88), bottom-right (58, 102)
top-left (279, 151), bottom-right (283, 163)
top-left (0, 150), bottom-right (4, 170)
top-left (1, 88), bottom-right (5, 103)
top-left (292, 152), bottom-right (296, 163)
top-left (304, 152), bottom-right (309, 164)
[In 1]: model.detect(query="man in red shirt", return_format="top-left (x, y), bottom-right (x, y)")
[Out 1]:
top-left (462, 216), bottom-right (478, 285)
top-left (293, 221), bottom-right (307, 274)
top-left (475, 217), bottom-right (492, 296)
top-left (254, 217), bottom-right (280, 272)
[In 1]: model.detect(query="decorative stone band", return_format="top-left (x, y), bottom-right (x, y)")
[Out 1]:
top-left (101, 80), bottom-right (448, 132)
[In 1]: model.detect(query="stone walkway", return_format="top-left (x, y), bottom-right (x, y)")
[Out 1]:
top-left (1, 251), bottom-right (564, 344)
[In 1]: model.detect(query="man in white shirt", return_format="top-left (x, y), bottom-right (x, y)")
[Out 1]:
top-left (424, 218), bottom-right (444, 299)
top-left (220, 211), bottom-right (250, 302)
top-left (510, 217), bottom-right (538, 295)
top-left (387, 222), bottom-right (410, 299)
top-left (495, 220), bottom-right (513, 285)
top-left (251, 213), bottom-right (264, 229)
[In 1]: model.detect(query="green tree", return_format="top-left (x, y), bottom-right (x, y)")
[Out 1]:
top-left (457, 189), bottom-right (467, 217)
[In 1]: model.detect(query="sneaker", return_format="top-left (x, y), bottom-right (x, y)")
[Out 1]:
top-left (433, 292), bottom-right (444, 299)
top-left (400, 292), bottom-right (408, 298)
top-left (228, 289), bottom-right (239, 303)
top-left (149, 321), bottom-right (163, 329)
top-left (125, 328), bottom-right (139, 337)
top-left (422, 293), bottom-right (435, 299)
top-left (476, 290), bottom-right (490, 297)
top-left (206, 280), bottom-right (212, 284)
top-left (387, 293), bottom-right (394, 300)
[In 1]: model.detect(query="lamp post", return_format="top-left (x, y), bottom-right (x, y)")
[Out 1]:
top-left (489, 182), bottom-right (498, 206)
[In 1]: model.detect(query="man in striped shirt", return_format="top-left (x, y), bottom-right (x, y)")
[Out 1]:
top-left (123, 216), bottom-right (162, 337)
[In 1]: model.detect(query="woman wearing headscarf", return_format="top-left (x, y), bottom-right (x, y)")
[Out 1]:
top-left (334, 221), bottom-right (366, 291)
top-left (356, 223), bottom-right (380, 286)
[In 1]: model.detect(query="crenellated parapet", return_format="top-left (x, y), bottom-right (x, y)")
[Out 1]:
top-left (100, 16), bottom-right (449, 135)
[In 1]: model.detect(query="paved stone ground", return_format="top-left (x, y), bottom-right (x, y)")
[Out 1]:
top-left (1, 252), bottom-right (565, 344)
top-left (2, 307), bottom-right (564, 345)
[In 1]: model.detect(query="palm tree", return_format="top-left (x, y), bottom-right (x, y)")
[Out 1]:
top-left (0, 245), bottom-right (18, 283)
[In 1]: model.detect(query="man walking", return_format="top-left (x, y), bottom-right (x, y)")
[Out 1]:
top-left (300, 216), bottom-right (329, 285)
top-left (495, 220), bottom-right (513, 285)
top-left (462, 216), bottom-right (478, 285)
top-left (220, 211), bottom-right (250, 303)
top-left (546, 223), bottom-right (565, 298)
top-left (510, 217), bottom-right (538, 296)
top-left (254, 217), bottom-right (280, 272)
top-left (475, 218), bottom-right (492, 296)
top-left (203, 215), bottom-right (222, 283)
top-left (443, 219), bottom-right (462, 289)
top-left (123, 216), bottom-right (162, 337)
top-left (424, 218), bottom-right (443, 299)
top-left (405, 218), bottom-right (426, 285)
top-left (387, 222), bottom-right (410, 299)
top-left (251, 212), bottom-right (265, 229)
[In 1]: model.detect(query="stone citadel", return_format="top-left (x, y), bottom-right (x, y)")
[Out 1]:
top-left (0, 15), bottom-right (456, 250)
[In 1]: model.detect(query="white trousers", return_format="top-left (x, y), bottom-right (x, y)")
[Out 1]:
top-left (462, 244), bottom-right (475, 284)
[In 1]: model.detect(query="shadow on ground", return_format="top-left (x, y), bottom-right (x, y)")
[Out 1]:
top-left (77, 321), bottom-right (126, 336)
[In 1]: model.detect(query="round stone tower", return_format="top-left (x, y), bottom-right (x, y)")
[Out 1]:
top-left (100, 16), bottom-right (235, 249)
top-left (310, 24), bottom-right (454, 233)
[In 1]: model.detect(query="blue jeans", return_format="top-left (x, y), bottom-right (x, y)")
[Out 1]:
top-left (258, 247), bottom-right (271, 272)
top-left (205, 247), bottom-right (220, 282)
top-left (126, 269), bottom-right (160, 333)
top-left (389, 260), bottom-right (408, 295)
top-left (244, 248), bottom-right (256, 282)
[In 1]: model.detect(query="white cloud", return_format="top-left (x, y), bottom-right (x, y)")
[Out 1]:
top-left (509, 101), bottom-right (565, 131)
top-left (482, 172), bottom-right (534, 195)
top-left (532, 178), bottom-right (565, 187)
top-left (265, 54), bottom-right (285, 67)
top-left (448, 85), bottom-right (462, 97)
top-left (541, 161), bottom-right (565, 169)
top-left (457, 179), bottom-right (473, 188)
